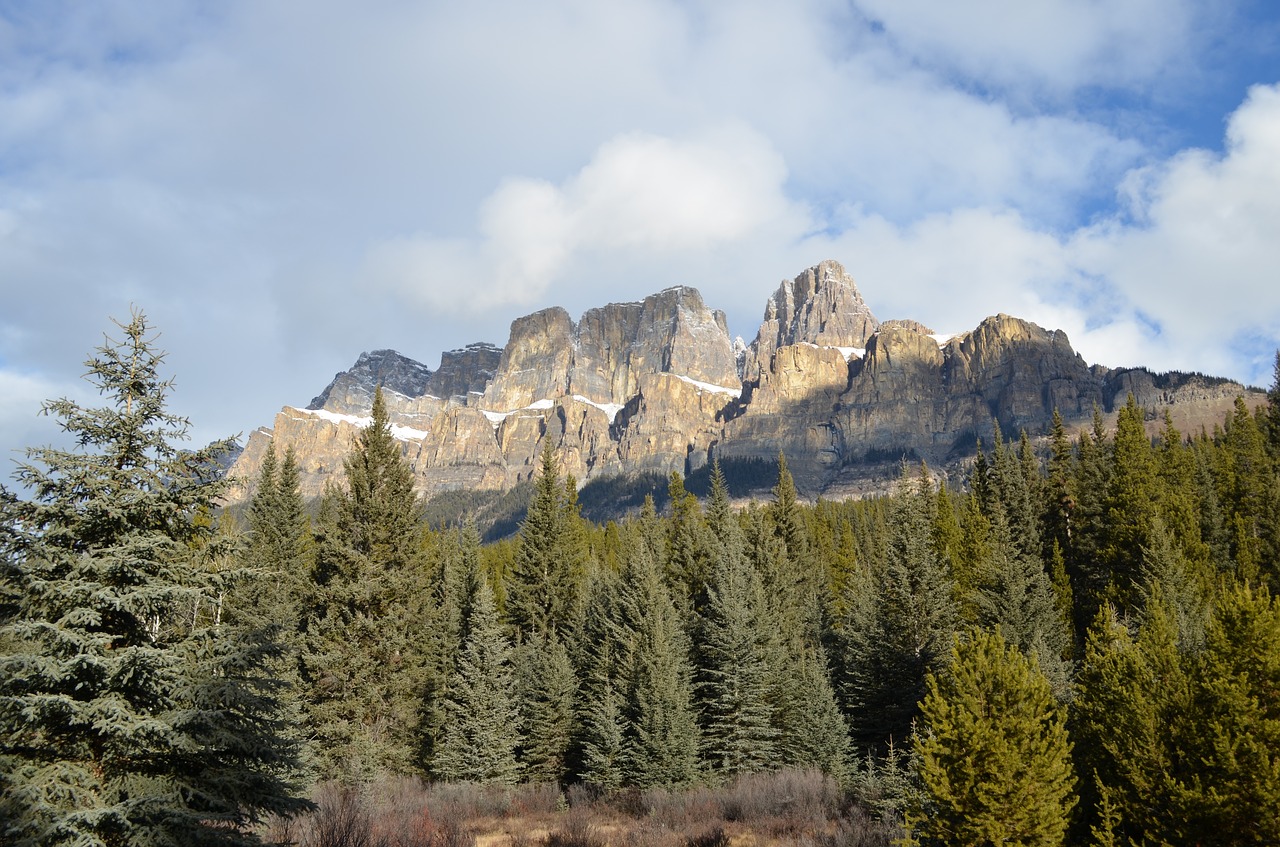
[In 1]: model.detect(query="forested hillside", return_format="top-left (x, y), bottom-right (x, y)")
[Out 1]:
top-left (4, 313), bottom-right (1280, 846)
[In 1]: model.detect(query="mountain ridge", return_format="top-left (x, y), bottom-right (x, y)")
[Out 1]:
top-left (226, 260), bottom-right (1262, 505)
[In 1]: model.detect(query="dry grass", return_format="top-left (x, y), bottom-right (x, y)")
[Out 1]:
top-left (265, 771), bottom-right (900, 847)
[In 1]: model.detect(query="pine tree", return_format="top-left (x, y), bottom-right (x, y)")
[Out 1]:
top-left (1180, 582), bottom-right (1280, 844)
top-left (0, 310), bottom-right (309, 846)
top-left (909, 629), bottom-right (1075, 847)
top-left (431, 578), bottom-right (522, 785)
top-left (616, 541), bottom-right (700, 788)
top-left (696, 465), bottom-right (779, 777)
top-left (1071, 603), bottom-right (1191, 846)
top-left (300, 386), bottom-right (429, 781)
top-left (840, 466), bottom-right (958, 753)
top-left (507, 442), bottom-right (579, 640)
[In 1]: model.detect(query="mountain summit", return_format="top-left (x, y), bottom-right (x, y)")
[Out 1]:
top-left (227, 260), bottom-right (1259, 502)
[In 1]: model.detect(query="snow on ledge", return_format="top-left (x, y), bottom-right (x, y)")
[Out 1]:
top-left (572, 395), bottom-right (625, 423)
top-left (674, 374), bottom-right (742, 398)
top-left (929, 333), bottom-right (956, 346)
top-left (481, 397), bottom-right (558, 430)
top-left (294, 407), bottom-right (428, 442)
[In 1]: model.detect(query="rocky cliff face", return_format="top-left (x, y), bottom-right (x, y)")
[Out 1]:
top-left (744, 259), bottom-right (879, 382)
top-left (226, 260), bottom-right (1265, 503)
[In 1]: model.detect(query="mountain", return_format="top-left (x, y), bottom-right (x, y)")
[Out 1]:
top-left (225, 260), bottom-right (1261, 504)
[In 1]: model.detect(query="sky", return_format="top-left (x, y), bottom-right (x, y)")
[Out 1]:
top-left (2, 0), bottom-right (1280, 464)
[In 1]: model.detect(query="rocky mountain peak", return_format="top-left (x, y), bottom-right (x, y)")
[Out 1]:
top-left (481, 286), bottom-right (739, 412)
top-left (426, 342), bottom-right (503, 400)
top-left (745, 259), bottom-right (880, 381)
top-left (227, 260), bottom-right (1263, 509)
top-left (308, 349), bottom-right (434, 414)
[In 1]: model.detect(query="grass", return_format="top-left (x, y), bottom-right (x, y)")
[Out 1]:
top-left (264, 770), bottom-right (902, 847)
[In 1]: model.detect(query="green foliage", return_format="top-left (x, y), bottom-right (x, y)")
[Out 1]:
top-left (1180, 582), bottom-right (1280, 844)
top-left (431, 578), bottom-right (522, 784)
top-left (839, 466), bottom-right (958, 754)
top-left (299, 386), bottom-right (430, 781)
top-left (616, 541), bottom-right (701, 788)
top-left (910, 629), bottom-right (1075, 847)
top-left (0, 310), bottom-right (308, 846)
top-left (507, 443), bottom-right (585, 640)
top-left (1072, 603), bottom-right (1191, 846)
top-left (515, 634), bottom-right (578, 784)
top-left (696, 466), bottom-right (779, 777)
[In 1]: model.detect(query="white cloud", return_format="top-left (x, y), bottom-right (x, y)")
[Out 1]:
top-left (362, 126), bottom-right (802, 314)
top-left (853, 0), bottom-right (1199, 95)
top-left (790, 83), bottom-right (1280, 387)
top-left (0, 0), bottom-right (1277, 464)
top-left (1071, 83), bottom-right (1280, 382)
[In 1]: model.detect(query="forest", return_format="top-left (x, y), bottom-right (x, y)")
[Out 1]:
top-left (3, 310), bottom-right (1280, 847)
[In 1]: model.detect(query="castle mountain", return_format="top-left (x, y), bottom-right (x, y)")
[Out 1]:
top-left (227, 260), bottom-right (1259, 501)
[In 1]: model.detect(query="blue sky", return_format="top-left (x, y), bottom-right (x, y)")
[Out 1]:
top-left (2, 1), bottom-right (1279, 460)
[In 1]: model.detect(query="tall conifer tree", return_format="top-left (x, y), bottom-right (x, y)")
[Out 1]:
top-left (301, 387), bottom-right (429, 780)
top-left (0, 310), bottom-right (309, 846)
top-left (840, 466), bottom-right (958, 753)
top-left (432, 578), bottom-right (522, 785)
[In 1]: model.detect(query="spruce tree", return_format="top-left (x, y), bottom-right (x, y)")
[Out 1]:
top-left (431, 578), bottom-right (522, 785)
top-left (507, 442), bottom-right (579, 640)
top-left (575, 566), bottom-right (627, 789)
top-left (696, 465), bottom-right (779, 777)
top-left (1267, 349), bottom-right (1280, 461)
top-left (974, 507), bottom-right (1073, 700)
top-left (776, 644), bottom-right (851, 782)
top-left (238, 443), bottom-right (310, 638)
top-left (0, 310), bottom-right (309, 846)
top-left (616, 541), bottom-right (700, 788)
top-left (840, 466), bottom-right (958, 754)
top-left (300, 386), bottom-right (429, 780)
top-left (514, 634), bottom-right (578, 784)
top-left (909, 629), bottom-right (1075, 847)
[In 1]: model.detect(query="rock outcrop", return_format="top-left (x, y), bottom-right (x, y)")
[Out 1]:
top-left (744, 259), bottom-right (879, 381)
top-left (225, 260), bottom-right (1265, 504)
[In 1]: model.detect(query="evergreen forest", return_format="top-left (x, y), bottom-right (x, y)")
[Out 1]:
top-left (5, 310), bottom-right (1280, 846)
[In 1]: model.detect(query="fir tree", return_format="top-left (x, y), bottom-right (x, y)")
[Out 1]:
top-left (696, 466), bottom-right (780, 776)
top-left (908, 629), bottom-right (1075, 847)
top-left (840, 466), bottom-right (958, 753)
top-left (300, 386), bottom-right (429, 780)
top-left (431, 578), bottom-right (522, 785)
top-left (616, 541), bottom-right (700, 788)
top-left (0, 310), bottom-right (309, 846)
